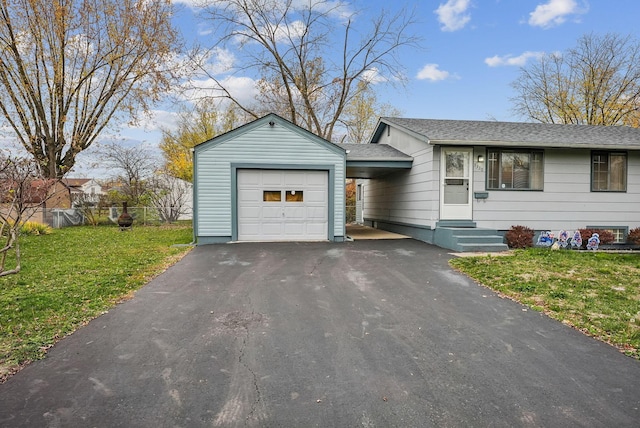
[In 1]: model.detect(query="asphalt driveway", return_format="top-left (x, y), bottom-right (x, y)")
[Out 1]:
top-left (1, 240), bottom-right (639, 427)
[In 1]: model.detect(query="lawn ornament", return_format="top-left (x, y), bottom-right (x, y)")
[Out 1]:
top-left (571, 230), bottom-right (582, 249)
top-left (536, 231), bottom-right (554, 247)
top-left (558, 230), bottom-right (570, 248)
top-left (586, 233), bottom-right (600, 250)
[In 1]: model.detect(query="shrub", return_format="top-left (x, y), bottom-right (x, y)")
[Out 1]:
top-left (505, 225), bottom-right (535, 249)
top-left (577, 228), bottom-right (614, 248)
top-left (20, 221), bottom-right (53, 236)
top-left (627, 228), bottom-right (640, 245)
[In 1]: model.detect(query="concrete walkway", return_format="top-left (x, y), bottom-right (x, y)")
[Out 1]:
top-left (346, 224), bottom-right (409, 240)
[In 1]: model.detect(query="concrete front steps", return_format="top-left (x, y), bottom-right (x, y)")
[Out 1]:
top-left (434, 226), bottom-right (509, 253)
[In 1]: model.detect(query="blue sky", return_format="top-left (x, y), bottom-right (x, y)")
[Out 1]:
top-left (24, 0), bottom-right (640, 175)
top-left (373, 0), bottom-right (639, 122)
top-left (168, 0), bottom-right (640, 123)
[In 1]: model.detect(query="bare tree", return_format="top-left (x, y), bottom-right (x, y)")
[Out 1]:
top-left (0, 0), bottom-right (180, 178)
top-left (97, 143), bottom-right (157, 206)
top-left (191, 0), bottom-right (420, 141)
top-left (0, 152), bottom-right (53, 276)
top-left (146, 173), bottom-right (192, 223)
top-left (511, 33), bottom-right (640, 126)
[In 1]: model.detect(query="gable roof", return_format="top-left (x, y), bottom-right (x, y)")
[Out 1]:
top-left (194, 113), bottom-right (346, 157)
top-left (372, 118), bottom-right (640, 150)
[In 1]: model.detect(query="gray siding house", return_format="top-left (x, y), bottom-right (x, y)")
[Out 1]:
top-left (361, 118), bottom-right (640, 251)
top-left (193, 113), bottom-right (346, 244)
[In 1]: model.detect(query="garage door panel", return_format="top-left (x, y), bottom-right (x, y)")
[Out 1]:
top-left (305, 172), bottom-right (326, 186)
top-left (237, 172), bottom-right (261, 185)
top-left (262, 206), bottom-right (284, 219)
top-left (303, 190), bottom-right (326, 203)
top-left (237, 169), bottom-right (329, 241)
top-left (261, 171), bottom-right (284, 186)
top-left (240, 206), bottom-right (261, 219)
top-left (260, 223), bottom-right (284, 235)
top-left (284, 172), bottom-right (306, 185)
top-left (283, 223), bottom-right (305, 235)
top-left (238, 189), bottom-right (261, 201)
top-left (284, 206), bottom-right (305, 219)
top-left (238, 223), bottom-right (261, 236)
top-left (307, 206), bottom-right (327, 218)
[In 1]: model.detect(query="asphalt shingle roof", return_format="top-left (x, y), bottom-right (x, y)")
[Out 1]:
top-left (377, 118), bottom-right (640, 149)
top-left (343, 143), bottom-right (413, 161)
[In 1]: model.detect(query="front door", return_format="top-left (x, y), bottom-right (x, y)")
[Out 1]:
top-left (440, 148), bottom-right (473, 220)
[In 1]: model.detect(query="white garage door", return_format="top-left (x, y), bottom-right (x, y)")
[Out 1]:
top-left (237, 169), bottom-right (328, 241)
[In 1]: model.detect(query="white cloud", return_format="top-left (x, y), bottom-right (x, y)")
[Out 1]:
top-left (131, 110), bottom-right (180, 133)
top-left (434, 0), bottom-right (472, 32)
top-left (528, 0), bottom-right (588, 28)
top-left (205, 47), bottom-right (236, 75)
top-left (360, 68), bottom-right (389, 85)
top-left (179, 75), bottom-right (259, 107)
top-left (271, 20), bottom-right (307, 43)
top-left (416, 64), bottom-right (453, 82)
top-left (484, 51), bottom-right (545, 67)
top-left (172, 0), bottom-right (201, 8)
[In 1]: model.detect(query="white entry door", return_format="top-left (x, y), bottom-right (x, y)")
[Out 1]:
top-left (440, 148), bottom-right (473, 220)
top-left (237, 169), bottom-right (328, 241)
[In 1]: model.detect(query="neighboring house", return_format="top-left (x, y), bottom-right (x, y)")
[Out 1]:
top-left (359, 118), bottom-right (640, 251)
top-left (0, 179), bottom-right (72, 225)
top-left (62, 178), bottom-right (104, 205)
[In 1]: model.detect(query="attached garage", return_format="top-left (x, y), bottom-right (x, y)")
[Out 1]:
top-left (193, 114), bottom-right (346, 244)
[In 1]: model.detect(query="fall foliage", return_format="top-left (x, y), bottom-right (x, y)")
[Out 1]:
top-left (159, 104), bottom-right (246, 182)
top-left (0, 0), bottom-right (180, 178)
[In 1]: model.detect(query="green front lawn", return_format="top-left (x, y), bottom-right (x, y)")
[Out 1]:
top-left (0, 224), bottom-right (193, 381)
top-left (450, 249), bottom-right (640, 359)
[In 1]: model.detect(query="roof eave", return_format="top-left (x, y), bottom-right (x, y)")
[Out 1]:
top-left (428, 139), bottom-right (640, 150)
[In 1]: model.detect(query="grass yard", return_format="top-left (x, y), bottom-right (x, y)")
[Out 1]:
top-left (450, 248), bottom-right (640, 359)
top-left (0, 224), bottom-right (193, 381)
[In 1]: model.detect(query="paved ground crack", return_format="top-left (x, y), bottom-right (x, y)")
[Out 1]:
top-left (237, 311), bottom-right (263, 426)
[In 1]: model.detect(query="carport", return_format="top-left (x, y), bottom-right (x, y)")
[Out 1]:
top-left (344, 143), bottom-right (413, 179)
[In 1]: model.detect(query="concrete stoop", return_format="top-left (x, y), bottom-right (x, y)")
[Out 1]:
top-left (434, 227), bottom-right (508, 253)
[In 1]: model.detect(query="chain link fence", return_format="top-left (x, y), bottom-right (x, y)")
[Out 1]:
top-left (35, 206), bottom-right (192, 228)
